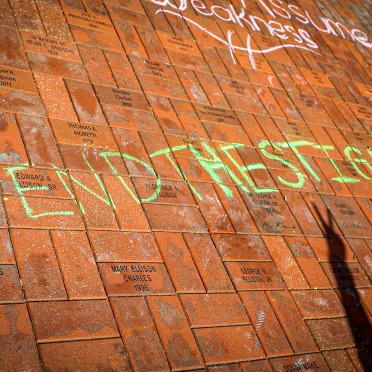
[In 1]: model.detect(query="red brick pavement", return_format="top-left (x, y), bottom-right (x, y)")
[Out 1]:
top-left (0, 0), bottom-right (371, 370)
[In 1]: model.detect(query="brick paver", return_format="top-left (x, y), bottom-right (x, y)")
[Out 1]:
top-left (0, 0), bottom-right (371, 370)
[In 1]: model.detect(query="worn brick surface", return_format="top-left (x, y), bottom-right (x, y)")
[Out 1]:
top-left (1, 0), bottom-right (372, 369)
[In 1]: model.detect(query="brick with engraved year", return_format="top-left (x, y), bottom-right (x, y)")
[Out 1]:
top-left (0, 66), bottom-right (37, 93)
top-left (98, 262), bottom-right (174, 295)
top-left (194, 103), bottom-right (240, 125)
top-left (130, 56), bottom-right (177, 80)
top-left (224, 262), bottom-right (285, 290)
top-left (64, 8), bottom-right (116, 34)
top-left (50, 119), bottom-right (118, 149)
top-left (94, 84), bottom-right (150, 111)
top-left (20, 30), bottom-right (80, 61)
top-left (157, 31), bottom-right (202, 56)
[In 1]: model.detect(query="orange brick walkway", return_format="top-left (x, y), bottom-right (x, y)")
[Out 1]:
top-left (0, 0), bottom-right (371, 370)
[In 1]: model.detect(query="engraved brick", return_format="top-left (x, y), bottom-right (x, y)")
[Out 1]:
top-left (99, 262), bottom-right (174, 295)
top-left (157, 31), bottom-right (202, 57)
top-left (132, 177), bottom-right (195, 205)
top-left (20, 30), bottom-right (80, 61)
top-left (0, 66), bottom-right (37, 93)
top-left (194, 103), bottom-right (240, 126)
top-left (239, 191), bottom-right (301, 235)
top-left (320, 262), bottom-right (369, 288)
top-left (0, 166), bottom-right (71, 199)
top-left (225, 262), bottom-right (285, 290)
top-left (321, 194), bottom-right (372, 238)
top-left (50, 119), bottom-right (118, 149)
top-left (28, 300), bottom-right (119, 342)
top-left (95, 84), bottom-right (150, 111)
top-left (269, 353), bottom-right (329, 372)
top-left (64, 8), bottom-right (116, 34)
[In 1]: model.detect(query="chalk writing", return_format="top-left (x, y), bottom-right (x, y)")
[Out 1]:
top-left (4, 139), bottom-right (372, 219)
top-left (151, 0), bottom-right (372, 68)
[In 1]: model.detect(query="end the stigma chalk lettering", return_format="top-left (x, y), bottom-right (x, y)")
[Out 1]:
top-left (151, 0), bottom-right (372, 69)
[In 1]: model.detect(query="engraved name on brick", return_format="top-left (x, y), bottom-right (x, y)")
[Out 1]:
top-left (99, 262), bottom-right (174, 295)
top-left (20, 31), bottom-right (80, 61)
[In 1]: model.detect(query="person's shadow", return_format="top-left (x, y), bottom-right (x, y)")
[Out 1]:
top-left (313, 205), bottom-right (371, 370)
